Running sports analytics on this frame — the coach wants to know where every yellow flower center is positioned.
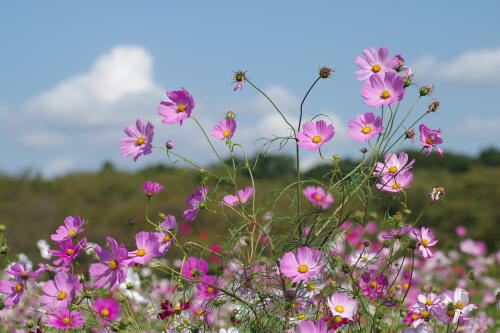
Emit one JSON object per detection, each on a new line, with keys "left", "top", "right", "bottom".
{"left": 455, "top": 301, "right": 464, "bottom": 310}
{"left": 422, "top": 239, "right": 430, "bottom": 247}
{"left": 380, "top": 90, "right": 391, "bottom": 99}
{"left": 68, "top": 230, "right": 77, "bottom": 237}
{"left": 421, "top": 311, "right": 430, "bottom": 318}
{"left": 370, "top": 281, "right": 378, "bottom": 289}
{"left": 361, "top": 126, "right": 372, "bottom": 134}
{"left": 306, "top": 282, "right": 316, "bottom": 290}
{"left": 173, "top": 305, "right": 182, "bottom": 311}
{"left": 391, "top": 183, "right": 401, "bottom": 190}
{"left": 314, "top": 194, "right": 323, "bottom": 201}
{"left": 108, "top": 260, "right": 118, "bottom": 269}
{"left": 100, "top": 308, "right": 110, "bottom": 317}
{"left": 335, "top": 305, "right": 344, "bottom": 313}
{"left": 425, "top": 299, "right": 433, "bottom": 305}
{"left": 57, "top": 291, "right": 67, "bottom": 300}
{"left": 66, "top": 249, "right": 74, "bottom": 256}
{"left": 388, "top": 166, "right": 398, "bottom": 173}
{"left": 403, "top": 283, "right": 409, "bottom": 290}
{"left": 136, "top": 248, "right": 146, "bottom": 256}
{"left": 136, "top": 137, "right": 145, "bottom": 145}
{"left": 372, "top": 64, "right": 381, "bottom": 73}
{"left": 196, "top": 309, "right": 204, "bottom": 315}
{"left": 411, "top": 314, "right": 419, "bottom": 320}
{"left": 447, "top": 310, "right": 455, "bottom": 317}
{"left": 426, "top": 137, "right": 434, "bottom": 144}
{"left": 311, "top": 135, "right": 323, "bottom": 143}
{"left": 296, "top": 313, "right": 306, "bottom": 320}
{"left": 334, "top": 315, "right": 343, "bottom": 323}
{"left": 177, "top": 104, "right": 186, "bottom": 112}
{"left": 163, "top": 234, "right": 171, "bottom": 243}
{"left": 297, "top": 264, "right": 309, "bottom": 273}
{"left": 222, "top": 130, "right": 231, "bottom": 137}
{"left": 15, "top": 283, "right": 23, "bottom": 292}
{"left": 61, "top": 317, "right": 71, "bottom": 324}
{"left": 207, "top": 287, "right": 215, "bottom": 294}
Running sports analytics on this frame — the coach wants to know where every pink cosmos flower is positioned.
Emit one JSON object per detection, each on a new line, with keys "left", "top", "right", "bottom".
{"left": 373, "top": 152, "right": 415, "bottom": 176}
{"left": 211, "top": 118, "right": 237, "bottom": 140}
{"left": 195, "top": 275, "right": 220, "bottom": 299}
{"left": 94, "top": 298, "right": 120, "bottom": 325}
{"left": 48, "top": 238, "right": 87, "bottom": 270}
{"left": 46, "top": 308, "right": 85, "bottom": 329}
{"left": 156, "top": 215, "right": 177, "bottom": 256}
{"left": 412, "top": 227, "right": 438, "bottom": 259}
{"left": 296, "top": 320, "right": 334, "bottom": 333}
{"left": 223, "top": 186, "right": 254, "bottom": 206}
{"left": 143, "top": 181, "right": 164, "bottom": 196}
{"left": 376, "top": 171, "right": 414, "bottom": 193}
{"left": 380, "top": 225, "right": 413, "bottom": 240}
{"left": 183, "top": 185, "right": 209, "bottom": 221}
{"left": 40, "top": 272, "right": 82, "bottom": 309}
{"left": 5, "top": 262, "right": 46, "bottom": 280}
{"left": 119, "top": 119, "right": 154, "bottom": 161}
{"left": 415, "top": 292, "right": 446, "bottom": 316}
{"left": 402, "top": 324, "right": 433, "bottom": 333}
{"left": 279, "top": 247, "right": 325, "bottom": 283}
{"left": 348, "top": 112, "right": 383, "bottom": 142}
{"left": 303, "top": 186, "right": 334, "bottom": 209}
{"left": 327, "top": 292, "right": 359, "bottom": 322}
{"left": 439, "top": 288, "right": 477, "bottom": 325}
{"left": 158, "top": 88, "right": 195, "bottom": 125}
{"left": 361, "top": 72, "right": 405, "bottom": 108}
{"left": 419, "top": 124, "right": 444, "bottom": 157}
{"left": 359, "top": 272, "right": 388, "bottom": 299}
{"left": 455, "top": 225, "right": 467, "bottom": 236}
{"left": 89, "top": 237, "right": 128, "bottom": 290}
{"left": 51, "top": 216, "right": 85, "bottom": 242}
{"left": 125, "top": 232, "right": 161, "bottom": 266}
{"left": 460, "top": 239, "right": 487, "bottom": 256}
{"left": 182, "top": 257, "right": 208, "bottom": 279}
{"left": 0, "top": 277, "right": 25, "bottom": 308}
{"left": 296, "top": 120, "right": 335, "bottom": 151}
{"left": 355, "top": 47, "right": 398, "bottom": 81}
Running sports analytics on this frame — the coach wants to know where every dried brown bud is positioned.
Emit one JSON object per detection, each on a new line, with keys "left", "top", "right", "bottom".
{"left": 319, "top": 67, "right": 334, "bottom": 79}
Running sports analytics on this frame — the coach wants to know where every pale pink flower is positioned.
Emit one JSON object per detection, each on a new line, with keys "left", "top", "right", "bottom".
{"left": 303, "top": 186, "right": 334, "bottom": 209}
{"left": 296, "top": 120, "right": 335, "bottom": 151}
{"left": 223, "top": 187, "right": 254, "bottom": 206}
{"left": 279, "top": 247, "right": 325, "bottom": 283}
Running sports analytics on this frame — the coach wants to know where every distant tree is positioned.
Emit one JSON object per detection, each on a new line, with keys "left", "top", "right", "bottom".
{"left": 478, "top": 147, "right": 500, "bottom": 167}
{"left": 100, "top": 161, "right": 115, "bottom": 172}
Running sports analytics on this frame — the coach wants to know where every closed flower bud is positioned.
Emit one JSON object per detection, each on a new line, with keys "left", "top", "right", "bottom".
{"left": 403, "top": 76, "right": 412, "bottom": 88}
{"left": 360, "top": 147, "right": 368, "bottom": 154}
{"left": 158, "top": 213, "right": 166, "bottom": 219}
{"left": 26, "top": 320, "right": 34, "bottom": 328}
{"left": 166, "top": 140, "right": 174, "bottom": 150}
{"left": 406, "top": 128, "right": 415, "bottom": 140}
{"left": 428, "top": 101, "right": 440, "bottom": 112}
{"left": 0, "top": 300, "right": 4, "bottom": 310}
{"left": 319, "top": 66, "right": 334, "bottom": 79}
{"left": 225, "top": 111, "right": 235, "bottom": 119}
{"left": 234, "top": 71, "right": 246, "bottom": 82}
{"left": 403, "top": 209, "right": 412, "bottom": 215}
{"left": 341, "top": 264, "right": 350, "bottom": 273}
{"left": 363, "top": 241, "right": 370, "bottom": 247}
{"left": 126, "top": 282, "right": 134, "bottom": 290}
{"left": 419, "top": 85, "right": 433, "bottom": 96}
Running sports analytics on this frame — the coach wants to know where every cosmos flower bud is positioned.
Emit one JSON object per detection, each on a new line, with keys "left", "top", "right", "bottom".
{"left": 166, "top": 140, "right": 174, "bottom": 150}
{"left": 403, "top": 209, "right": 412, "bottom": 215}
{"left": 319, "top": 66, "right": 334, "bottom": 78}
{"left": 225, "top": 111, "right": 235, "bottom": 119}
{"left": 363, "top": 241, "right": 370, "bottom": 247}
{"left": 26, "top": 320, "right": 34, "bottom": 329}
{"left": 406, "top": 128, "right": 415, "bottom": 140}
{"left": 428, "top": 101, "right": 440, "bottom": 113}
{"left": 234, "top": 71, "right": 246, "bottom": 82}
{"left": 0, "top": 300, "right": 4, "bottom": 310}
{"left": 158, "top": 213, "right": 166, "bottom": 219}
{"left": 403, "top": 76, "right": 412, "bottom": 88}
{"left": 419, "top": 85, "right": 433, "bottom": 96}
{"left": 360, "top": 148, "right": 368, "bottom": 154}
{"left": 126, "top": 282, "right": 134, "bottom": 290}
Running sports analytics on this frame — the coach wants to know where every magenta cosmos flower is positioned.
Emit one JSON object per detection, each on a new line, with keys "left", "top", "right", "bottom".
{"left": 5, "top": 262, "right": 45, "bottom": 280}
{"left": 279, "top": 247, "right": 325, "bottom": 283}
{"left": 361, "top": 72, "right": 405, "bottom": 108}
{"left": 125, "top": 231, "right": 161, "bottom": 266}
{"left": 211, "top": 118, "right": 237, "bottom": 140}
{"left": 380, "top": 225, "right": 413, "bottom": 240}
{"left": 223, "top": 186, "right": 254, "bottom": 206}
{"left": 376, "top": 171, "right": 414, "bottom": 193}
{"left": 296, "top": 320, "right": 334, "bottom": 333}
{"left": 48, "top": 237, "right": 87, "bottom": 270}
{"left": 348, "top": 112, "right": 383, "bottom": 142}
{"left": 303, "top": 186, "right": 334, "bottom": 209}
{"left": 119, "top": 119, "right": 154, "bottom": 161}
{"left": 143, "top": 181, "right": 164, "bottom": 196}
{"left": 0, "top": 276, "right": 25, "bottom": 308}
{"left": 51, "top": 216, "right": 84, "bottom": 242}
{"left": 94, "top": 298, "right": 120, "bottom": 325}
{"left": 327, "top": 292, "right": 359, "bottom": 323}
{"left": 296, "top": 120, "right": 335, "bottom": 151}
{"left": 40, "top": 272, "right": 82, "bottom": 309}
{"left": 182, "top": 257, "right": 208, "bottom": 279}
{"left": 158, "top": 88, "right": 195, "bottom": 126}
{"left": 183, "top": 185, "right": 209, "bottom": 221}
{"left": 412, "top": 227, "right": 438, "bottom": 259}
{"left": 374, "top": 152, "right": 415, "bottom": 177}
{"left": 156, "top": 215, "right": 177, "bottom": 256}
{"left": 419, "top": 124, "right": 444, "bottom": 157}
{"left": 195, "top": 275, "right": 220, "bottom": 300}
{"left": 46, "top": 309, "right": 85, "bottom": 329}
{"left": 355, "top": 47, "right": 398, "bottom": 81}
{"left": 89, "top": 237, "right": 128, "bottom": 290}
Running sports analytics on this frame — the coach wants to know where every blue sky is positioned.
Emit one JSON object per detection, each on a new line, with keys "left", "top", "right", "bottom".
{"left": 1, "top": 1, "right": 500, "bottom": 177}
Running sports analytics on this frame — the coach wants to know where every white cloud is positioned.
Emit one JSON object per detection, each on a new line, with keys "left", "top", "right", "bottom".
{"left": 453, "top": 116, "right": 500, "bottom": 138}
{"left": 23, "top": 46, "right": 162, "bottom": 125}
{"left": 412, "top": 47, "right": 500, "bottom": 84}
{"left": 17, "top": 130, "right": 68, "bottom": 148}
{"left": 44, "top": 157, "right": 76, "bottom": 178}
